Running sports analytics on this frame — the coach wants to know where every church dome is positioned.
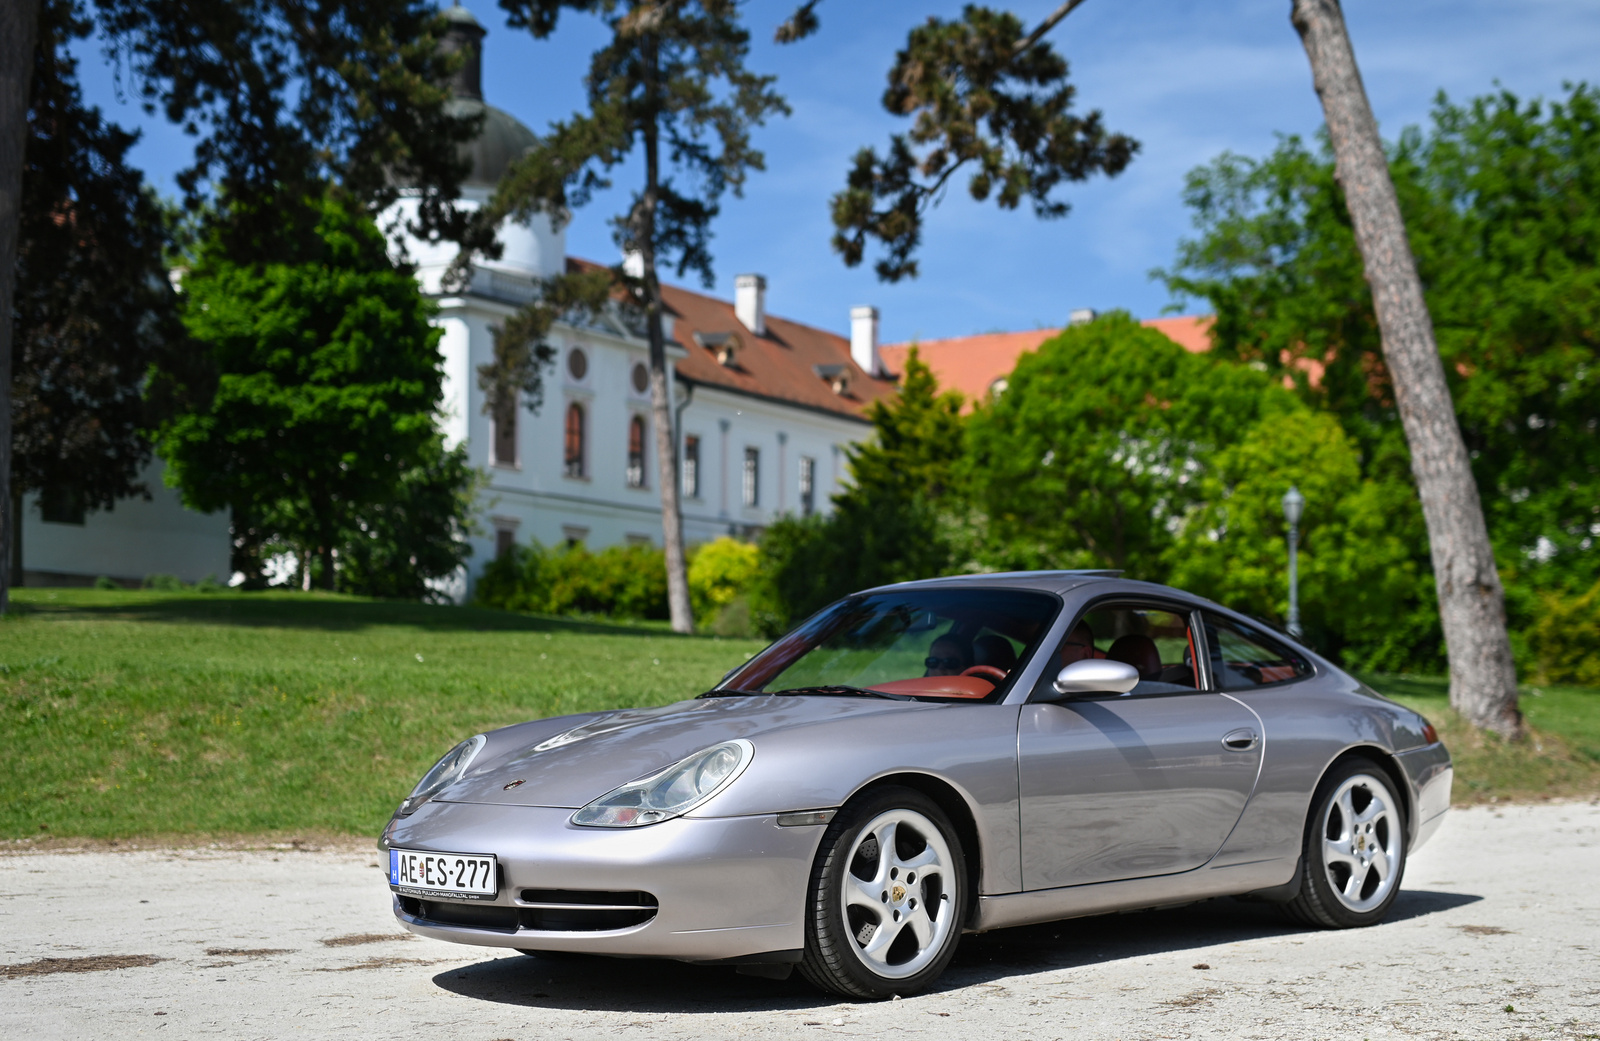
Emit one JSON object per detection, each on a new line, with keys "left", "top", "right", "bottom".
{"left": 436, "top": 5, "right": 538, "bottom": 187}
{"left": 448, "top": 97, "right": 539, "bottom": 188}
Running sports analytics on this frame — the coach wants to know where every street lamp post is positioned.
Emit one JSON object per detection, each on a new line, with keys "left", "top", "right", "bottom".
{"left": 1282, "top": 486, "right": 1305, "bottom": 639}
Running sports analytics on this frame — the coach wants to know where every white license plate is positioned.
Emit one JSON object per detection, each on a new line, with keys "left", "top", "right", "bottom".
{"left": 389, "top": 848, "right": 498, "bottom": 901}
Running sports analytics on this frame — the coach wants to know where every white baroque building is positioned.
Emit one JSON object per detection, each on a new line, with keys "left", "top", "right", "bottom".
{"left": 388, "top": 6, "right": 898, "bottom": 599}
{"left": 16, "top": 6, "right": 897, "bottom": 594}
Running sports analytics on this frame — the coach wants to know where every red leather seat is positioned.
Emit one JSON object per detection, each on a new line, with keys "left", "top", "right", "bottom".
{"left": 1108, "top": 634, "right": 1162, "bottom": 681}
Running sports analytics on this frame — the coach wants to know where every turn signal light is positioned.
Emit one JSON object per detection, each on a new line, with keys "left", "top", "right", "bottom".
{"left": 1421, "top": 720, "right": 1439, "bottom": 744}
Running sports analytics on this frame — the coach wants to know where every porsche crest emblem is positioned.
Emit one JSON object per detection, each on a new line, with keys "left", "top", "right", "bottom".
{"left": 503, "top": 779, "right": 526, "bottom": 790}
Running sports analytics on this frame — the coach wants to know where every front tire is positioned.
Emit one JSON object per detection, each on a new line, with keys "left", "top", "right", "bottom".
{"left": 1285, "top": 758, "right": 1407, "bottom": 928}
{"left": 798, "top": 786, "right": 967, "bottom": 999}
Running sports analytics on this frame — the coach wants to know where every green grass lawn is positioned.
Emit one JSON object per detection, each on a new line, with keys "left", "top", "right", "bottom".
{"left": 0, "top": 589, "right": 763, "bottom": 841}
{"left": 1, "top": 589, "right": 1594, "bottom": 843}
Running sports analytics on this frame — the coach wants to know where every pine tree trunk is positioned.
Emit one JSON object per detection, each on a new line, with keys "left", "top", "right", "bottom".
{"left": 0, "top": 0, "right": 42, "bottom": 614}
{"left": 1291, "top": 0, "right": 1521, "bottom": 737}
{"left": 640, "top": 33, "right": 694, "bottom": 634}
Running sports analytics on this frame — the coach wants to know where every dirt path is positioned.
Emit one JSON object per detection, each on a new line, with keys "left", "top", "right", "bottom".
{"left": 2, "top": 802, "right": 1597, "bottom": 1040}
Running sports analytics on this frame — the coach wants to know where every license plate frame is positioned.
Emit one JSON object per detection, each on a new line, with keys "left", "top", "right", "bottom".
{"left": 389, "top": 847, "right": 499, "bottom": 902}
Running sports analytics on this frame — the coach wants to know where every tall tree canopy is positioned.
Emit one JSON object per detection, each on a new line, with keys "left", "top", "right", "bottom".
{"left": 461, "top": 0, "right": 789, "bottom": 632}
{"left": 9, "top": 0, "right": 180, "bottom": 580}
{"left": 0, "top": 0, "right": 484, "bottom": 610}
{"left": 1160, "top": 82, "right": 1600, "bottom": 641}
{"left": 156, "top": 192, "right": 474, "bottom": 597}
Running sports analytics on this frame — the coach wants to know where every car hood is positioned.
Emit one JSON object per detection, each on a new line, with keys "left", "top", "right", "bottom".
{"left": 436, "top": 694, "right": 921, "bottom": 809}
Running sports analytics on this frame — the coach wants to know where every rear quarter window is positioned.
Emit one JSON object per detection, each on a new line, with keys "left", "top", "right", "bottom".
{"left": 1203, "top": 612, "right": 1313, "bottom": 691}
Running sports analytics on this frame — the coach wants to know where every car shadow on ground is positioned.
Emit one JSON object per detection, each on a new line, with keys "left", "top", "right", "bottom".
{"left": 430, "top": 888, "right": 1482, "bottom": 1013}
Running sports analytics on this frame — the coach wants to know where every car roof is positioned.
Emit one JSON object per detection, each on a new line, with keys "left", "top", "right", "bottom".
{"left": 861, "top": 570, "right": 1232, "bottom": 610}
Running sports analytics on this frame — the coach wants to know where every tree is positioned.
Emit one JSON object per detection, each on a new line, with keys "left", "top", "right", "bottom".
{"left": 8, "top": 0, "right": 181, "bottom": 585}
{"left": 463, "top": 0, "right": 789, "bottom": 634}
{"left": 1162, "top": 408, "right": 1439, "bottom": 670}
{"left": 156, "top": 192, "right": 473, "bottom": 595}
{"left": 1160, "top": 84, "right": 1600, "bottom": 671}
{"left": 0, "top": 0, "right": 42, "bottom": 612}
{"left": 751, "top": 349, "right": 965, "bottom": 635}
{"left": 782, "top": 2, "right": 1137, "bottom": 282}
{"left": 965, "top": 314, "right": 1271, "bottom": 575}
{"left": 0, "top": 0, "right": 481, "bottom": 612}
{"left": 961, "top": 313, "right": 1432, "bottom": 666}
{"left": 1291, "top": 0, "right": 1519, "bottom": 737}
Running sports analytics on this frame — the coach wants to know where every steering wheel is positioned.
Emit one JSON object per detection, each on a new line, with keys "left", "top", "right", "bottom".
{"left": 961, "top": 665, "right": 1008, "bottom": 684}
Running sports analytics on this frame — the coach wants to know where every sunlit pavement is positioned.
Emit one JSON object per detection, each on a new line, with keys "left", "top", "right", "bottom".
{"left": 2, "top": 802, "right": 1596, "bottom": 1040}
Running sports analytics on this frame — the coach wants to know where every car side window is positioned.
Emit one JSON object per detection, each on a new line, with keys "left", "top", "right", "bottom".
{"left": 1203, "top": 612, "right": 1312, "bottom": 691}
{"left": 1034, "top": 603, "right": 1201, "bottom": 698}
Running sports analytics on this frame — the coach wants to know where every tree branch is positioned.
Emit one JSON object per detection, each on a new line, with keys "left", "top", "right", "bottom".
{"left": 1015, "top": 0, "right": 1091, "bottom": 56}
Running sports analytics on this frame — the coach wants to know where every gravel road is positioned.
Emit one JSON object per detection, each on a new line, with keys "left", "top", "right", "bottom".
{"left": 2, "top": 802, "right": 1597, "bottom": 1041}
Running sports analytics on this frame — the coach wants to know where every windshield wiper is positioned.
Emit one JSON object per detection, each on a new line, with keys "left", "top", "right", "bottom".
{"left": 766, "top": 685, "right": 912, "bottom": 701}
{"left": 697, "top": 688, "right": 762, "bottom": 699}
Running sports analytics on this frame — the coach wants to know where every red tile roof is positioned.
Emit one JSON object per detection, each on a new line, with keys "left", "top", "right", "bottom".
{"left": 878, "top": 316, "right": 1215, "bottom": 408}
{"left": 570, "top": 259, "right": 897, "bottom": 422}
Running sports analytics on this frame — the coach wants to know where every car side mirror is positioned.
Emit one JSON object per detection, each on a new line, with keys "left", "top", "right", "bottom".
{"left": 1047, "top": 659, "right": 1140, "bottom": 698}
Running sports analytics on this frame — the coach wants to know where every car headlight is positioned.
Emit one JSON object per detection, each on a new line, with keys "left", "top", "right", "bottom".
{"left": 396, "top": 734, "right": 486, "bottom": 817}
{"left": 571, "top": 739, "right": 753, "bottom": 828}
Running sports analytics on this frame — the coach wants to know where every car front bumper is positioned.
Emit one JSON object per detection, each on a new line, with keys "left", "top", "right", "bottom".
{"left": 384, "top": 800, "right": 822, "bottom": 962}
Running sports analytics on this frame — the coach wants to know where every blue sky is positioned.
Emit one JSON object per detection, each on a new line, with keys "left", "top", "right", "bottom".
{"left": 72, "top": 0, "right": 1600, "bottom": 345}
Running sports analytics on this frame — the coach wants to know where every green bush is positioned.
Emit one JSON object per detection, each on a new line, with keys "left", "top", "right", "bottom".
{"left": 142, "top": 573, "right": 186, "bottom": 591}
{"left": 1528, "top": 581, "right": 1600, "bottom": 686}
{"left": 92, "top": 575, "right": 120, "bottom": 590}
{"left": 474, "top": 541, "right": 669, "bottom": 621}
{"left": 688, "top": 537, "right": 760, "bottom": 625}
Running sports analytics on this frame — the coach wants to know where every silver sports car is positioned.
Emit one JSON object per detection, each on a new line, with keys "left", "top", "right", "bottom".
{"left": 380, "top": 571, "right": 1452, "bottom": 998}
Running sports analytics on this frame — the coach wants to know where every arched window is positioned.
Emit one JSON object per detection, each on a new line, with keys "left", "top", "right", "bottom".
{"left": 564, "top": 402, "right": 586, "bottom": 478}
{"left": 626, "top": 414, "right": 647, "bottom": 488}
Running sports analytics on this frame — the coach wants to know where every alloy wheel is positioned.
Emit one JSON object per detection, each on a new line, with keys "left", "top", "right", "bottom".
{"left": 838, "top": 808, "right": 956, "bottom": 980}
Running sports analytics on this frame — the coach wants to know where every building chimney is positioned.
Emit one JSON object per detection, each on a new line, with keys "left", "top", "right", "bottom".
{"left": 441, "top": 5, "right": 487, "bottom": 101}
{"left": 735, "top": 273, "right": 766, "bottom": 335}
{"left": 851, "top": 305, "right": 880, "bottom": 376}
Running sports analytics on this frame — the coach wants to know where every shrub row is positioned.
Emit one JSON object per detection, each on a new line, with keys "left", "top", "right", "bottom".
{"left": 474, "top": 536, "right": 760, "bottom": 633}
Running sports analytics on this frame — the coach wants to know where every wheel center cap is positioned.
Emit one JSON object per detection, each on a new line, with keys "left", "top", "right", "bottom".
{"left": 891, "top": 884, "right": 907, "bottom": 904}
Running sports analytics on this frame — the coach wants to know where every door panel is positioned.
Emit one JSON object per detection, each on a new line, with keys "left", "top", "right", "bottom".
{"left": 1018, "top": 693, "right": 1262, "bottom": 889}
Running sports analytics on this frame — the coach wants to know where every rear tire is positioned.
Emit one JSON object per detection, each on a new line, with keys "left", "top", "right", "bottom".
{"left": 1285, "top": 758, "right": 1407, "bottom": 928}
{"left": 797, "top": 786, "right": 967, "bottom": 999}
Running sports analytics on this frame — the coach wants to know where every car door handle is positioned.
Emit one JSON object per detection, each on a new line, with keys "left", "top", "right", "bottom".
{"left": 1222, "top": 728, "right": 1258, "bottom": 751}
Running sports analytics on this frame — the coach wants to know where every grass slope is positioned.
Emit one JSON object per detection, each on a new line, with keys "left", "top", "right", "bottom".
{"left": 0, "top": 589, "right": 762, "bottom": 840}
{"left": 1, "top": 590, "right": 1594, "bottom": 841}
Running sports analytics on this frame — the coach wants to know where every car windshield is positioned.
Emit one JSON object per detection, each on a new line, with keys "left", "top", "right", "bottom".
{"left": 718, "top": 588, "right": 1061, "bottom": 702}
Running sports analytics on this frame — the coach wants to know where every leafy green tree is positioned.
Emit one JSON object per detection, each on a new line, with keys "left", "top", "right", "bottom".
{"left": 461, "top": 0, "right": 789, "bottom": 634}
{"left": 750, "top": 350, "right": 965, "bottom": 635}
{"left": 8, "top": 0, "right": 181, "bottom": 581}
{"left": 1163, "top": 408, "right": 1439, "bottom": 670}
{"left": 965, "top": 312, "right": 1438, "bottom": 666}
{"left": 156, "top": 192, "right": 473, "bottom": 595}
{"left": 965, "top": 314, "right": 1269, "bottom": 574}
{"left": 0, "top": 0, "right": 480, "bottom": 611}
{"left": 1161, "top": 83, "right": 1600, "bottom": 656}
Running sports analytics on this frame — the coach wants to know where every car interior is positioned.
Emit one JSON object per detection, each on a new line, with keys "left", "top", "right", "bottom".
{"left": 731, "top": 589, "right": 1059, "bottom": 701}
{"left": 1034, "top": 604, "right": 1202, "bottom": 697}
